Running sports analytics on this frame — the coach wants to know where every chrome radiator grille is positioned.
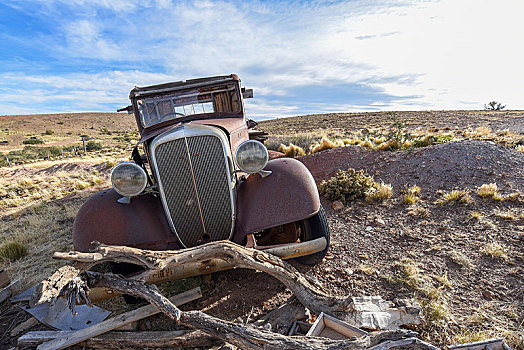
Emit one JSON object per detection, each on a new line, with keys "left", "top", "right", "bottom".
{"left": 152, "top": 129, "right": 234, "bottom": 248}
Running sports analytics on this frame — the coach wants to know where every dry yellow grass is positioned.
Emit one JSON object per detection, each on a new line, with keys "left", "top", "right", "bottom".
{"left": 476, "top": 126, "right": 492, "bottom": 136}
{"left": 278, "top": 143, "right": 306, "bottom": 157}
{"left": 477, "top": 183, "right": 498, "bottom": 198}
{"left": 365, "top": 182, "right": 393, "bottom": 202}
{"left": 437, "top": 190, "right": 474, "bottom": 205}
{"left": 0, "top": 156, "right": 116, "bottom": 290}
{"left": 480, "top": 242, "right": 508, "bottom": 260}
{"left": 310, "top": 137, "right": 344, "bottom": 154}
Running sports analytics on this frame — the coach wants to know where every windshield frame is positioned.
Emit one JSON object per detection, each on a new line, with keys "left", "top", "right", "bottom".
{"left": 135, "top": 83, "right": 242, "bottom": 129}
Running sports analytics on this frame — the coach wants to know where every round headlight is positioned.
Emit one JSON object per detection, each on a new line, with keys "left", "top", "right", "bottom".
{"left": 110, "top": 162, "right": 147, "bottom": 197}
{"left": 235, "top": 140, "right": 269, "bottom": 173}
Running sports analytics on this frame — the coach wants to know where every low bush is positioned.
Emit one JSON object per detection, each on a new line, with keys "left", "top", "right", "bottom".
{"left": 319, "top": 168, "right": 378, "bottom": 203}
{"left": 86, "top": 141, "right": 103, "bottom": 151}
{"left": 0, "top": 241, "right": 28, "bottom": 262}
{"left": 480, "top": 242, "right": 508, "bottom": 259}
{"left": 23, "top": 138, "right": 44, "bottom": 145}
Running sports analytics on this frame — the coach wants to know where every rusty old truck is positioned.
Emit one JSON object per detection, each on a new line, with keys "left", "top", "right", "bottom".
{"left": 72, "top": 74, "right": 329, "bottom": 286}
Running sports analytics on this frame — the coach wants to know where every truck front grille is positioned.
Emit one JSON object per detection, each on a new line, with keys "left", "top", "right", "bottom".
{"left": 152, "top": 128, "right": 234, "bottom": 248}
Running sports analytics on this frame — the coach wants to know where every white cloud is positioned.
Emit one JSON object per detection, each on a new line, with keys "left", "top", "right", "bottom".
{"left": 1, "top": 0, "right": 524, "bottom": 116}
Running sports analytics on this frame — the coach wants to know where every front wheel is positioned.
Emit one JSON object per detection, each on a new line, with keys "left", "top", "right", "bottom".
{"left": 294, "top": 205, "right": 330, "bottom": 266}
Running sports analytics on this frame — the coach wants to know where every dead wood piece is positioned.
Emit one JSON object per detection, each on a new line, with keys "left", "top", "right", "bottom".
{"left": 48, "top": 271, "right": 434, "bottom": 350}
{"left": 61, "top": 271, "right": 181, "bottom": 320}
{"left": 0, "top": 269, "right": 10, "bottom": 288}
{"left": 30, "top": 264, "right": 89, "bottom": 307}
{"left": 19, "top": 330, "right": 220, "bottom": 349}
{"left": 35, "top": 285, "right": 201, "bottom": 350}
{"left": 252, "top": 297, "right": 308, "bottom": 334}
{"left": 10, "top": 317, "right": 38, "bottom": 337}
{"left": 53, "top": 241, "right": 353, "bottom": 316}
{"left": 0, "top": 278, "right": 21, "bottom": 305}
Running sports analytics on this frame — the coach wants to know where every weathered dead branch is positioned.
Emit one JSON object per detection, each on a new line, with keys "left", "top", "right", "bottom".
{"left": 19, "top": 330, "right": 220, "bottom": 349}
{"left": 33, "top": 270, "right": 435, "bottom": 350}
{"left": 31, "top": 241, "right": 431, "bottom": 349}
{"left": 53, "top": 240, "right": 352, "bottom": 316}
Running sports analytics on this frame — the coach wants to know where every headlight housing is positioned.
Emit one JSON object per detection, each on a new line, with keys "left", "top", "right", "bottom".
{"left": 110, "top": 162, "right": 147, "bottom": 197}
{"left": 235, "top": 140, "right": 268, "bottom": 173}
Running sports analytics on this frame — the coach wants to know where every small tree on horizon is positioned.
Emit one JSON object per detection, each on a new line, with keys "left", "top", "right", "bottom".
{"left": 484, "top": 101, "right": 505, "bottom": 111}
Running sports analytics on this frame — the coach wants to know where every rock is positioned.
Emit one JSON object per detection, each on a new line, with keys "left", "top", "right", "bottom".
{"left": 375, "top": 218, "right": 386, "bottom": 226}
{"left": 332, "top": 200, "right": 344, "bottom": 210}
{"left": 482, "top": 290, "right": 495, "bottom": 300}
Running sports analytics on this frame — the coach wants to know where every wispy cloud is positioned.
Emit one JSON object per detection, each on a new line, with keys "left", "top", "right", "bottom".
{"left": 0, "top": 0, "right": 523, "bottom": 117}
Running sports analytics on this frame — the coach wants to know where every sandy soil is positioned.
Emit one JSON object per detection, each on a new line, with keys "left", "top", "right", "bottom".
{"left": 1, "top": 112, "right": 523, "bottom": 349}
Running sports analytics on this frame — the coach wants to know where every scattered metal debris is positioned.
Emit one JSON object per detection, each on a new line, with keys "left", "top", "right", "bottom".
{"left": 22, "top": 297, "right": 111, "bottom": 331}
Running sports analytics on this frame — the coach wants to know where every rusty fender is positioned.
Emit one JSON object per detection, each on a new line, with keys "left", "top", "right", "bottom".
{"left": 232, "top": 157, "right": 320, "bottom": 242}
{"left": 87, "top": 237, "right": 327, "bottom": 301}
{"left": 73, "top": 189, "right": 182, "bottom": 252}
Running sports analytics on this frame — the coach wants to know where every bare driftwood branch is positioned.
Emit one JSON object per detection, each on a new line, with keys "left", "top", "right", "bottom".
{"left": 48, "top": 271, "right": 431, "bottom": 350}
{"left": 51, "top": 241, "right": 422, "bottom": 329}
{"left": 19, "top": 330, "right": 221, "bottom": 349}
{"left": 33, "top": 242, "right": 433, "bottom": 350}
{"left": 53, "top": 240, "right": 352, "bottom": 316}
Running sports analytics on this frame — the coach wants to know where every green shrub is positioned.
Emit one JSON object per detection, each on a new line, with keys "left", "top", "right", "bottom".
{"left": 45, "top": 129, "right": 54, "bottom": 135}
{"left": 23, "top": 138, "right": 44, "bottom": 145}
{"left": 0, "top": 241, "right": 28, "bottom": 262}
{"left": 1, "top": 146, "right": 62, "bottom": 166}
{"left": 319, "top": 168, "right": 377, "bottom": 203}
{"left": 86, "top": 141, "right": 103, "bottom": 151}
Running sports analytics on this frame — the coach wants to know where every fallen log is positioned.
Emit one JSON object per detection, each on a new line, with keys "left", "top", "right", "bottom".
{"left": 19, "top": 330, "right": 220, "bottom": 349}
{"left": 51, "top": 241, "right": 422, "bottom": 328}
{"left": 34, "top": 269, "right": 433, "bottom": 349}
{"left": 53, "top": 241, "right": 350, "bottom": 316}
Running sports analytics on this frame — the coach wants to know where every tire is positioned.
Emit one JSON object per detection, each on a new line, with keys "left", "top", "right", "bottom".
{"left": 294, "top": 205, "right": 330, "bottom": 266}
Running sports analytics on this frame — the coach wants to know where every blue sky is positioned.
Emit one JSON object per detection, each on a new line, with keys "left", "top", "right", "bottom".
{"left": 0, "top": 0, "right": 522, "bottom": 119}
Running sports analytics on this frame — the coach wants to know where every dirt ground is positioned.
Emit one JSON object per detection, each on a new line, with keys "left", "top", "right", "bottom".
{"left": 1, "top": 111, "right": 523, "bottom": 349}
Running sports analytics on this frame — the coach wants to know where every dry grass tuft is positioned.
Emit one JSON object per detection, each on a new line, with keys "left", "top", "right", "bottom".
{"left": 493, "top": 209, "right": 520, "bottom": 220}
{"left": 0, "top": 241, "right": 28, "bottom": 262}
{"left": 470, "top": 211, "right": 483, "bottom": 220}
{"left": 452, "top": 329, "right": 496, "bottom": 345}
{"left": 277, "top": 143, "right": 306, "bottom": 157}
{"left": 408, "top": 206, "right": 430, "bottom": 217}
{"left": 480, "top": 242, "right": 508, "bottom": 260}
{"left": 449, "top": 250, "right": 474, "bottom": 268}
{"left": 516, "top": 145, "right": 524, "bottom": 153}
{"left": 476, "top": 126, "right": 492, "bottom": 136}
{"left": 358, "top": 139, "right": 375, "bottom": 149}
{"left": 477, "top": 183, "right": 498, "bottom": 198}
{"left": 437, "top": 190, "right": 474, "bottom": 205}
{"left": 365, "top": 182, "right": 393, "bottom": 202}
{"left": 310, "top": 137, "right": 344, "bottom": 154}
